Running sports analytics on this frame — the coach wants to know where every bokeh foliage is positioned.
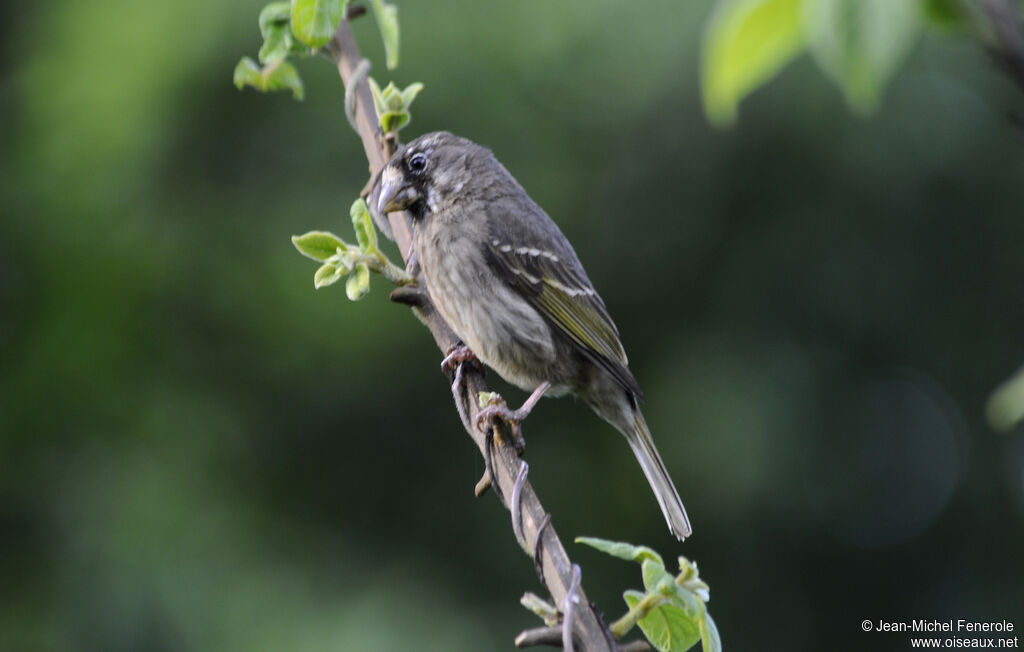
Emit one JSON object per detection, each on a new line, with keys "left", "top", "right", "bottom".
{"left": 2, "top": 1, "right": 1023, "bottom": 651}
{"left": 702, "top": 0, "right": 982, "bottom": 124}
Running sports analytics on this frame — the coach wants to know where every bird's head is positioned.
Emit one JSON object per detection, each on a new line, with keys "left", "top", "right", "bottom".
{"left": 377, "top": 131, "right": 483, "bottom": 221}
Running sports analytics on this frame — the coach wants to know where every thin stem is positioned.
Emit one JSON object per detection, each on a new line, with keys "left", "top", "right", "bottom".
{"left": 610, "top": 593, "right": 666, "bottom": 639}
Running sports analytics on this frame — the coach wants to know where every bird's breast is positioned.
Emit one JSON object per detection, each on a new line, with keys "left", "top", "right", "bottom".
{"left": 415, "top": 222, "right": 561, "bottom": 393}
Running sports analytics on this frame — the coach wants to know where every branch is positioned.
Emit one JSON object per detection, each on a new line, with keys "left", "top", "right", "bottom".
{"left": 979, "top": 0, "right": 1024, "bottom": 92}
{"left": 329, "top": 12, "right": 619, "bottom": 652}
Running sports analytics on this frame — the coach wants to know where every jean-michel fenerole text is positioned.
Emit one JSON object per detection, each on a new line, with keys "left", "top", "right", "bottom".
{"left": 874, "top": 620, "right": 1015, "bottom": 634}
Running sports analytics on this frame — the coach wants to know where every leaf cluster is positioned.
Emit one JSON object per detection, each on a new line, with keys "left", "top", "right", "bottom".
{"left": 574, "top": 538, "right": 721, "bottom": 652}
{"left": 292, "top": 199, "right": 413, "bottom": 301}
{"left": 233, "top": 0, "right": 404, "bottom": 103}
{"left": 701, "top": 0, "right": 979, "bottom": 126}
{"left": 368, "top": 79, "right": 424, "bottom": 134}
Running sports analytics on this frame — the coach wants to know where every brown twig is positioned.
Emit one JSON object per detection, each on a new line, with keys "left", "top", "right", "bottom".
{"left": 515, "top": 627, "right": 651, "bottom": 652}
{"left": 979, "top": 0, "right": 1024, "bottom": 91}
{"left": 329, "top": 14, "right": 618, "bottom": 652}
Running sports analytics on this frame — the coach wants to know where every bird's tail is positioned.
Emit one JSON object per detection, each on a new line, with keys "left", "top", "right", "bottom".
{"left": 627, "top": 411, "right": 692, "bottom": 541}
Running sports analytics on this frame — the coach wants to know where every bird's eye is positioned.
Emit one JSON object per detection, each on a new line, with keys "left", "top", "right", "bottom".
{"left": 408, "top": 152, "right": 427, "bottom": 174}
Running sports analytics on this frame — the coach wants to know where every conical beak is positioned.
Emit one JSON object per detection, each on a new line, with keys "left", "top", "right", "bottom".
{"left": 377, "top": 167, "right": 419, "bottom": 214}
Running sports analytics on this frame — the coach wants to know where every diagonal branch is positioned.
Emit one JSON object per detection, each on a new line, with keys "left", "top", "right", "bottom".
{"left": 979, "top": 0, "right": 1024, "bottom": 92}
{"left": 329, "top": 13, "right": 619, "bottom": 652}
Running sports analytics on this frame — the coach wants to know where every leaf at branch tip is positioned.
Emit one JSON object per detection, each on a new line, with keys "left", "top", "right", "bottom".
{"left": 260, "top": 1, "right": 292, "bottom": 29}
{"left": 234, "top": 57, "right": 304, "bottom": 99}
{"left": 259, "top": 2, "right": 294, "bottom": 63}
{"left": 676, "top": 557, "right": 710, "bottom": 603}
{"left": 401, "top": 82, "right": 424, "bottom": 107}
{"left": 290, "top": 0, "right": 344, "bottom": 49}
{"left": 368, "top": 77, "right": 385, "bottom": 112}
{"left": 642, "top": 559, "right": 676, "bottom": 595}
{"left": 234, "top": 57, "right": 261, "bottom": 90}
{"left": 271, "top": 61, "right": 304, "bottom": 99}
{"left": 624, "top": 591, "right": 701, "bottom": 652}
{"left": 700, "top": 613, "right": 723, "bottom": 652}
{"left": 986, "top": 364, "right": 1024, "bottom": 432}
{"left": 623, "top": 589, "right": 647, "bottom": 606}
{"left": 702, "top": 0, "right": 807, "bottom": 127}
{"left": 314, "top": 262, "right": 345, "bottom": 289}
{"left": 575, "top": 536, "right": 665, "bottom": 567}
{"left": 292, "top": 231, "right": 348, "bottom": 262}
{"left": 804, "top": 0, "right": 922, "bottom": 114}
{"left": 367, "top": 80, "right": 423, "bottom": 133}
{"left": 350, "top": 198, "right": 378, "bottom": 252}
{"left": 346, "top": 262, "right": 370, "bottom": 301}
{"left": 379, "top": 111, "right": 410, "bottom": 133}
{"left": 370, "top": 0, "right": 401, "bottom": 69}
{"left": 259, "top": 27, "right": 292, "bottom": 64}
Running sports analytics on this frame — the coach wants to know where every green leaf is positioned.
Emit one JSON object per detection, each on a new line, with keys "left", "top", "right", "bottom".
{"left": 266, "top": 61, "right": 304, "bottom": 99}
{"left": 400, "top": 82, "right": 424, "bottom": 107}
{"left": 382, "top": 82, "right": 403, "bottom": 111}
{"left": 986, "top": 365, "right": 1024, "bottom": 432}
{"left": 234, "top": 57, "right": 262, "bottom": 90}
{"left": 623, "top": 589, "right": 647, "bottom": 605}
{"left": 350, "top": 198, "right": 378, "bottom": 252}
{"left": 234, "top": 57, "right": 305, "bottom": 100}
{"left": 702, "top": 0, "right": 807, "bottom": 127}
{"left": 370, "top": 0, "right": 400, "bottom": 69}
{"left": 368, "top": 77, "right": 385, "bottom": 113}
{"left": 624, "top": 591, "right": 701, "bottom": 652}
{"left": 646, "top": 559, "right": 705, "bottom": 622}
{"left": 259, "top": 26, "right": 292, "bottom": 64}
{"left": 260, "top": 1, "right": 292, "bottom": 30}
{"left": 920, "top": 0, "right": 971, "bottom": 32}
{"left": 575, "top": 537, "right": 664, "bottom": 566}
{"left": 258, "top": 3, "right": 296, "bottom": 64}
{"left": 700, "top": 613, "right": 723, "bottom": 652}
{"left": 642, "top": 558, "right": 675, "bottom": 594}
{"left": 804, "top": 0, "right": 922, "bottom": 113}
{"left": 676, "top": 557, "right": 711, "bottom": 603}
{"left": 346, "top": 262, "right": 370, "bottom": 301}
{"left": 290, "top": 0, "right": 344, "bottom": 49}
{"left": 368, "top": 81, "right": 422, "bottom": 133}
{"left": 292, "top": 231, "right": 347, "bottom": 262}
{"left": 314, "top": 262, "right": 345, "bottom": 289}
{"left": 379, "top": 111, "right": 410, "bottom": 133}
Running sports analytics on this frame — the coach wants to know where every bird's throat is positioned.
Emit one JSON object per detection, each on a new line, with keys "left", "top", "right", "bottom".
{"left": 407, "top": 199, "right": 427, "bottom": 222}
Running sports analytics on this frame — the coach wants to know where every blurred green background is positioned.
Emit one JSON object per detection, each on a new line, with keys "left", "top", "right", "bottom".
{"left": 3, "top": 1, "right": 1023, "bottom": 650}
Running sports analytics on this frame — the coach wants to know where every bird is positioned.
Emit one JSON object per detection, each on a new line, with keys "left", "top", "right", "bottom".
{"left": 377, "top": 131, "right": 692, "bottom": 540}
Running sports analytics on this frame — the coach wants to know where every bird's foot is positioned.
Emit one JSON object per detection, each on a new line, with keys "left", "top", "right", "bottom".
{"left": 474, "top": 381, "right": 551, "bottom": 456}
{"left": 476, "top": 394, "right": 528, "bottom": 456}
{"left": 441, "top": 342, "right": 479, "bottom": 374}
{"left": 442, "top": 342, "right": 483, "bottom": 400}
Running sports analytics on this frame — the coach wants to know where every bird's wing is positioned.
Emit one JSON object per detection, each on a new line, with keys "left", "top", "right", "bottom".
{"left": 484, "top": 228, "right": 644, "bottom": 400}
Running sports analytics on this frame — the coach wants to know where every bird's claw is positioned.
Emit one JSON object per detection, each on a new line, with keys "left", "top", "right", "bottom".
{"left": 441, "top": 343, "right": 480, "bottom": 374}
{"left": 443, "top": 343, "right": 484, "bottom": 409}
{"left": 476, "top": 398, "right": 528, "bottom": 456}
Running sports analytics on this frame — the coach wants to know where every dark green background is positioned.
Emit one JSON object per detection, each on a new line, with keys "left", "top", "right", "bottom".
{"left": 3, "top": 1, "right": 1023, "bottom": 650}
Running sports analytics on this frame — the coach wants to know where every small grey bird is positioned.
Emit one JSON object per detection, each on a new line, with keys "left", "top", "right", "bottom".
{"left": 378, "top": 131, "right": 692, "bottom": 540}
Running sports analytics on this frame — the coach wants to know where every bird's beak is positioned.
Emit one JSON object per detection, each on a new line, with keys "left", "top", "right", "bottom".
{"left": 377, "top": 166, "right": 419, "bottom": 214}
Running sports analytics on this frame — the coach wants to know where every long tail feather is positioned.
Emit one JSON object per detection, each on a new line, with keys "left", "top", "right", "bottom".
{"left": 627, "top": 411, "right": 692, "bottom": 540}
